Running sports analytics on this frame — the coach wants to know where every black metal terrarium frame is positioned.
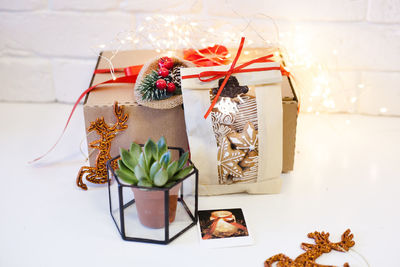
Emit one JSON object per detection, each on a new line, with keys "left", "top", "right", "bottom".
{"left": 106, "top": 146, "right": 198, "bottom": 245}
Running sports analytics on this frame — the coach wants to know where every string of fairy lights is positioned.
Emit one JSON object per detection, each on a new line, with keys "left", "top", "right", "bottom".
{"left": 91, "top": 14, "right": 388, "bottom": 117}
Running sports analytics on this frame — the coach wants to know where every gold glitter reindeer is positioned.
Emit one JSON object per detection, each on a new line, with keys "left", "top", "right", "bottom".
{"left": 264, "top": 229, "right": 355, "bottom": 267}
{"left": 76, "top": 102, "right": 128, "bottom": 190}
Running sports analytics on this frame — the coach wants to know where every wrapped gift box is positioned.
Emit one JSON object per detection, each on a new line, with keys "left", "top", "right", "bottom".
{"left": 83, "top": 49, "right": 298, "bottom": 172}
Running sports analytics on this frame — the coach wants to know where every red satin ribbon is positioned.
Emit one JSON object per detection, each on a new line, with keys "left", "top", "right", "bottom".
{"left": 94, "top": 65, "right": 143, "bottom": 77}
{"left": 183, "top": 44, "right": 230, "bottom": 66}
{"left": 181, "top": 54, "right": 279, "bottom": 82}
{"left": 205, "top": 37, "right": 244, "bottom": 119}
{"left": 181, "top": 37, "right": 285, "bottom": 119}
{"left": 31, "top": 42, "right": 291, "bottom": 162}
{"left": 32, "top": 43, "right": 229, "bottom": 163}
{"left": 29, "top": 65, "right": 143, "bottom": 163}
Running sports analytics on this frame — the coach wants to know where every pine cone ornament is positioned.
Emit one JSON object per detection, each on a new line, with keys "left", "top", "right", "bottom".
{"left": 134, "top": 56, "right": 193, "bottom": 109}
{"left": 170, "top": 66, "right": 181, "bottom": 88}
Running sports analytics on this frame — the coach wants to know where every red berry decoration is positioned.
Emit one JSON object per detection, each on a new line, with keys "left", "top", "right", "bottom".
{"left": 158, "top": 57, "right": 174, "bottom": 70}
{"left": 156, "top": 79, "right": 167, "bottom": 90}
{"left": 166, "top": 82, "right": 176, "bottom": 93}
{"left": 158, "top": 67, "right": 169, "bottom": 78}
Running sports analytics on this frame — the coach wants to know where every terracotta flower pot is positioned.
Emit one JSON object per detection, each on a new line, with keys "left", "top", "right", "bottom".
{"left": 132, "top": 182, "right": 181, "bottom": 229}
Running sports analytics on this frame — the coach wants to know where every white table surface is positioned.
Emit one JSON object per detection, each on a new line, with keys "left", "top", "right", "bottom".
{"left": 1, "top": 102, "right": 399, "bottom": 267}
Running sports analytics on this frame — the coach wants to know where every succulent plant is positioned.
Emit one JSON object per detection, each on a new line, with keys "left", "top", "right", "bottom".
{"left": 115, "top": 137, "right": 193, "bottom": 188}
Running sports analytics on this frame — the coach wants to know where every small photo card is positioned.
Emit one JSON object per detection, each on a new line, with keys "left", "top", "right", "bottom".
{"left": 197, "top": 208, "right": 253, "bottom": 248}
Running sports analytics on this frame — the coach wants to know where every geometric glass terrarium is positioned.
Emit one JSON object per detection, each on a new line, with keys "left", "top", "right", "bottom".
{"left": 106, "top": 146, "right": 198, "bottom": 245}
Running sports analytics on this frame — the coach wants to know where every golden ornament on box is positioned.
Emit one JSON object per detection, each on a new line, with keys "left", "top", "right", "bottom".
{"left": 76, "top": 102, "right": 128, "bottom": 190}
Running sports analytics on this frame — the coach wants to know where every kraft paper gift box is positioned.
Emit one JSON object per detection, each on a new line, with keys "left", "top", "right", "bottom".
{"left": 83, "top": 50, "right": 298, "bottom": 173}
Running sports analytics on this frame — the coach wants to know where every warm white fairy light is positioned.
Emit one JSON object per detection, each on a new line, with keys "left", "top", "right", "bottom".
{"left": 92, "top": 14, "right": 362, "bottom": 115}
{"left": 380, "top": 107, "right": 388, "bottom": 113}
{"left": 277, "top": 25, "right": 350, "bottom": 115}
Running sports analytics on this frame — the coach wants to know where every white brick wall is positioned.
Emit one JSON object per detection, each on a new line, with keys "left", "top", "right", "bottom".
{"left": 359, "top": 71, "right": 400, "bottom": 115}
{"left": 0, "top": 56, "right": 55, "bottom": 102}
{"left": 367, "top": 0, "right": 400, "bottom": 23}
{"left": 205, "top": 0, "right": 367, "bottom": 21}
{"left": 120, "top": 0, "right": 203, "bottom": 13}
{"left": 51, "top": 58, "right": 95, "bottom": 103}
{"left": 0, "top": 12, "right": 134, "bottom": 57}
{"left": 0, "top": 0, "right": 45, "bottom": 11}
{"left": 49, "top": 0, "right": 119, "bottom": 11}
{"left": 0, "top": 0, "right": 399, "bottom": 116}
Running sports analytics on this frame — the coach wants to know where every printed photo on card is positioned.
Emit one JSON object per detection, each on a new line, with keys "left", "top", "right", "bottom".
{"left": 197, "top": 208, "right": 253, "bottom": 248}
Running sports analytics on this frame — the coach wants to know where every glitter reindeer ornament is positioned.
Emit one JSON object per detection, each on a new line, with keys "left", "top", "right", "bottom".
{"left": 264, "top": 229, "right": 355, "bottom": 267}
{"left": 77, "top": 102, "right": 128, "bottom": 190}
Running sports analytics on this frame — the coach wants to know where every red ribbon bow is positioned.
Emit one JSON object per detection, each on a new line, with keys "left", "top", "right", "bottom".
{"left": 183, "top": 45, "right": 230, "bottom": 66}
{"left": 182, "top": 37, "right": 285, "bottom": 119}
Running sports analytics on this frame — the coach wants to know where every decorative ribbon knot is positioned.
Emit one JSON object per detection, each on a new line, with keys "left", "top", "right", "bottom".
{"left": 196, "top": 54, "right": 277, "bottom": 82}
{"left": 183, "top": 44, "right": 230, "bottom": 66}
